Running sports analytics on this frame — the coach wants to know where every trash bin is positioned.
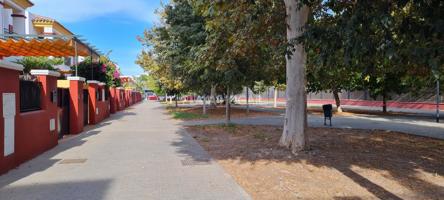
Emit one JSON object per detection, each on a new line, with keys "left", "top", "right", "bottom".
{"left": 322, "top": 104, "right": 333, "bottom": 126}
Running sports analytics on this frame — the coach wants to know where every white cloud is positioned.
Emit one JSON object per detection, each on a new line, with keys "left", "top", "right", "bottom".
{"left": 29, "top": 0, "right": 164, "bottom": 23}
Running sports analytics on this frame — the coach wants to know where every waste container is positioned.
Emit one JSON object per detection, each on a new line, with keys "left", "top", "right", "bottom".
{"left": 322, "top": 104, "right": 333, "bottom": 126}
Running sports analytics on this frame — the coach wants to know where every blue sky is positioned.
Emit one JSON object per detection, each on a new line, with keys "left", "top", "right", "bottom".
{"left": 30, "top": 0, "right": 165, "bottom": 76}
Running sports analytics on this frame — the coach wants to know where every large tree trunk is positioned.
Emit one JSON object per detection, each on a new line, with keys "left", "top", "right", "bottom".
{"left": 274, "top": 88, "right": 278, "bottom": 108}
{"left": 246, "top": 87, "right": 250, "bottom": 115}
{"left": 280, "top": 0, "right": 309, "bottom": 153}
{"left": 225, "top": 87, "right": 231, "bottom": 125}
{"left": 210, "top": 85, "right": 217, "bottom": 108}
{"left": 333, "top": 90, "right": 342, "bottom": 113}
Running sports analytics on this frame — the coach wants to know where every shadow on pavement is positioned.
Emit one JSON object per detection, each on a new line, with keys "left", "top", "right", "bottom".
{"left": 0, "top": 179, "right": 112, "bottom": 200}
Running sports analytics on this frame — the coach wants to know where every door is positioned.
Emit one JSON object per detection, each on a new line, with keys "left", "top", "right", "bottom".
{"left": 83, "top": 89, "right": 89, "bottom": 125}
{"left": 57, "top": 88, "right": 70, "bottom": 139}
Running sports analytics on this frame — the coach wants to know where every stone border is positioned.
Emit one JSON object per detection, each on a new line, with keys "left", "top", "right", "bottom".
{"left": 67, "top": 76, "right": 86, "bottom": 82}
{"left": 30, "top": 69, "right": 60, "bottom": 77}
{"left": 87, "top": 80, "right": 100, "bottom": 84}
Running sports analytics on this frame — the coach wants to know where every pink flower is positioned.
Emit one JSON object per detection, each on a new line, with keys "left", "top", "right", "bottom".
{"left": 113, "top": 70, "right": 120, "bottom": 78}
{"left": 101, "top": 64, "right": 107, "bottom": 72}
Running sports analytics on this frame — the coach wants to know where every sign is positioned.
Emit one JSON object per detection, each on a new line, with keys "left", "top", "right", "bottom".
{"left": 50, "top": 118, "right": 56, "bottom": 131}
{"left": 3, "top": 93, "right": 16, "bottom": 156}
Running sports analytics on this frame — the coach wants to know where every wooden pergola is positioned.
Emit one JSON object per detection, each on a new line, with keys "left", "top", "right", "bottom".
{"left": 0, "top": 34, "right": 102, "bottom": 76}
{"left": 0, "top": 38, "right": 90, "bottom": 57}
{"left": 0, "top": 34, "right": 101, "bottom": 58}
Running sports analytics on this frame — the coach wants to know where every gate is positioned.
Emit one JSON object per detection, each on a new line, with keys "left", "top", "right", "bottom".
{"left": 83, "top": 89, "right": 89, "bottom": 125}
{"left": 57, "top": 88, "right": 70, "bottom": 139}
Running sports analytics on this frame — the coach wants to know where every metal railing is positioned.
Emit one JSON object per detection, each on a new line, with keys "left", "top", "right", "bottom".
{"left": 20, "top": 80, "right": 42, "bottom": 113}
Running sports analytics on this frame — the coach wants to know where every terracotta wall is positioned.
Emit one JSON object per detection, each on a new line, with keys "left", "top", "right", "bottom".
{"left": 0, "top": 69, "right": 59, "bottom": 174}
{"left": 87, "top": 83, "right": 110, "bottom": 125}
{"left": 0, "top": 67, "right": 20, "bottom": 174}
{"left": 68, "top": 78, "right": 85, "bottom": 134}
{"left": 109, "top": 87, "right": 117, "bottom": 114}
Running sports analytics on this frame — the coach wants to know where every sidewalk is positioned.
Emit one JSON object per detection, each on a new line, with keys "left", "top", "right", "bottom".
{"left": 0, "top": 102, "right": 250, "bottom": 200}
{"left": 183, "top": 106, "right": 444, "bottom": 140}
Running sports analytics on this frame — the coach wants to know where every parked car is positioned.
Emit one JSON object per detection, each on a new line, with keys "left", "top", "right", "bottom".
{"left": 182, "top": 95, "right": 195, "bottom": 101}
{"left": 148, "top": 95, "right": 158, "bottom": 101}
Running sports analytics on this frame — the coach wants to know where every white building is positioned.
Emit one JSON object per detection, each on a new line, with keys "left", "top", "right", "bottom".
{"left": 0, "top": 0, "right": 100, "bottom": 72}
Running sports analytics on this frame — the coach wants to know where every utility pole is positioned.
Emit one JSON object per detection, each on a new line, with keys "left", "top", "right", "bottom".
{"left": 74, "top": 40, "right": 78, "bottom": 76}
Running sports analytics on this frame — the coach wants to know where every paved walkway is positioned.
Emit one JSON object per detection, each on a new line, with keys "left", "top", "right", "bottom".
{"left": 183, "top": 107, "right": 444, "bottom": 140}
{"left": 0, "top": 102, "right": 250, "bottom": 200}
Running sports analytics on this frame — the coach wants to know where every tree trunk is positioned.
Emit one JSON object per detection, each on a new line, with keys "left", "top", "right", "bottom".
{"left": 210, "top": 85, "right": 217, "bottom": 108}
{"left": 280, "top": 1, "right": 309, "bottom": 153}
{"left": 274, "top": 88, "right": 278, "bottom": 108}
{"left": 382, "top": 93, "right": 387, "bottom": 113}
{"left": 225, "top": 87, "right": 231, "bottom": 125}
{"left": 246, "top": 87, "right": 250, "bottom": 115}
{"left": 175, "top": 94, "right": 178, "bottom": 108}
{"left": 333, "top": 90, "right": 342, "bottom": 113}
{"left": 202, "top": 95, "right": 207, "bottom": 115}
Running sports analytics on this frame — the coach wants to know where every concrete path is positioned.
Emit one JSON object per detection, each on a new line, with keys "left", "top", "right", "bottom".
{"left": 183, "top": 112, "right": 444, "bottom": 140}
{"left": 0, "top": 102, "right": 250, "bottom": 200}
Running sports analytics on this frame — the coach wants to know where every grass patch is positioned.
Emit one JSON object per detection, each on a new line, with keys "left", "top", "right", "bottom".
{"left": 171, "top": 111, "right": 208, "bottom": 120}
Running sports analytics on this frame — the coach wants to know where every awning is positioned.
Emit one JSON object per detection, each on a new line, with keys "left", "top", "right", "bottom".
{"left": 0, "top": 38, "right": 91, "bottom": 57}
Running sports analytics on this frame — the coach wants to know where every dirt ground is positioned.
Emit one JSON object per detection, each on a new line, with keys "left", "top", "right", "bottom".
{"left": 167, "top": 106, "right": 279, "bottom": 120}
{"left": 186, "top": 125, "right": 444, "bottom": 200}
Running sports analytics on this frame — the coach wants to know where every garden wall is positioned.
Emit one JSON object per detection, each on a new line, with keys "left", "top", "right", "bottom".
{"left": 0, "top": 65, "right": 60, "bottom": 174}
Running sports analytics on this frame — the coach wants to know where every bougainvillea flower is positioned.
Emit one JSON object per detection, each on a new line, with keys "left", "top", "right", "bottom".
{"left": 113, "top": 70, "right": 120, "bottom": 78}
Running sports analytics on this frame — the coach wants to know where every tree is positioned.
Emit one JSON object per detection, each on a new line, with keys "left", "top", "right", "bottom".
{"left": 279, "top": 0, "right": 310, "bottom": 153}
{"left": 191, "top": 0, "right": 287, "bottom": 123}
{"left": 302, "top": 7, "right": 360, "bottom": 113}
{"left": 16, "top": 56, "right": 63, "bottom": 74}
{"left": 75, "top": 55, "right": 121, "bottom": 87}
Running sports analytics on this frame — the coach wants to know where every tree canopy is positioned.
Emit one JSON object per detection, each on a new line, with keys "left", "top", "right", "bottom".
{"left": 138, "top": 0, "right": 443, "bottom": 151}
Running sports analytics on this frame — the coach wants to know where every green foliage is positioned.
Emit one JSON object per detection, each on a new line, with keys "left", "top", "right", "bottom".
{"left": 302, "top": 0, "right": 443, "bottom": 100}
{"left": 252, "top": 81, "right": 268, "bottom": 95}
{"left": 141, "top": 0, "right": 443, "bottom": 104}
{"left": 191, "top": 0, "right": 286, "bottom": 91}
{"left": 15, "top": 57, "right": 63, "bottom": 74}
{"left": 170, "top": 110, "right": 208, "bottom": 119}
{"left": 75, "top": 55, "right": 122, "bottom": 87}
{"left": 138, "top": 0, "right": 287, "bottom": 97}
